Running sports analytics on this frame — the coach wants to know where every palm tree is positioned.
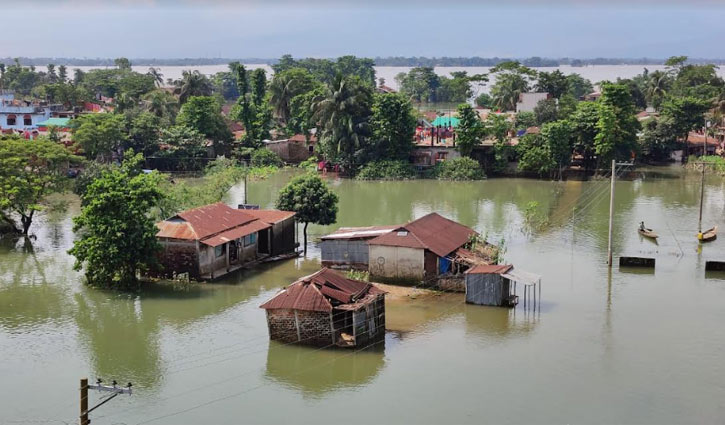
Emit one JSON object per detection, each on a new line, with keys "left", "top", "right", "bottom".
{"left": 174, "top": 70, "right": 212, "bottom": 104}
{"left": 147, "top": 67, "right": 164, "bottom": 87}
{"left": 491, "top": 73, "right": 529, "bottom": 111}
{"left": 269, "top": 68, "right": 318, "bottom": 125}
{"left": 312, "top": 74, "right": 373, "bottom": 173}
{"left": 142, "top": 89, "right": 179, "bottom": 124}
{"left": 646, "top": 70, "right": 670, "bottom": 110}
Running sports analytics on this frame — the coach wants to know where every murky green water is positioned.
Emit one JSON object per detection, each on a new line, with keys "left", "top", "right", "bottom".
{"left": 3, "top": 167, "right": 725, "bottom": 424}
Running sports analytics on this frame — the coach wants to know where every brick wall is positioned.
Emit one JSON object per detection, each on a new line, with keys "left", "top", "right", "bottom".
{"left": 156, "top": 239, "right": 200, "bottom": 279}
{"left": 437, "top": 275, "right": 465, "bottom": 292}
{"left": 266, "top": 309, "right": 333, "bottom": 347}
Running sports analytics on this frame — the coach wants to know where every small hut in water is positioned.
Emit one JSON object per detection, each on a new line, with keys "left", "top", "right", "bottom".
{"left": 465, "top": 264, "right": 541, "bottom": 307}
{"left": 260, "top": 268, "right": 386, "bottom": 348}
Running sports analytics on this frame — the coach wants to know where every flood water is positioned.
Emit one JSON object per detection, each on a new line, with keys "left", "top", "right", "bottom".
{"left": 3, "top": 167, "right": 725, "bottom": 424}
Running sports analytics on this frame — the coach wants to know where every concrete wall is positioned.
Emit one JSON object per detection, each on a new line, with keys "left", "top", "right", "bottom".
{"left": 516, "top": 93, "right": 550, "bottom": 113}
{"left": 0, "top": 109, "right": 51, "bottom": 130}
{"left": 369, "top": 245, "right": 425, "bottom": 281}
{"left": 320, "top": 239, "right": 370, "bottom": 269}
{"left": 266, "top": 309, "right": 333, "bottom": 347}
{"left": 265, "top": 140, "right": 312, "bottom": 164}
{"left": 437, "top": 275, "right": 465, "bottom": 292}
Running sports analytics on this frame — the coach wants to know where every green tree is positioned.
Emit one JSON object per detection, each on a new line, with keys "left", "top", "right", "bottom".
{"left": 536, "top": 70, "right": 568, "bottom": 98}
{"left": 275, "top": 174, "right": 338, "bottom": 254}
{"left": 565, "top": 73, "right": 594, "bottom": 99}
{"left": 645, "top": 70, "right": 671, "bottom": 110}
{"left": 174, "top": 70, "right": 213, "bottom": 104}
{"left": 489, "top": 61, "right": 536, "bottom": 111}
{"left": 455, "top": 103, "right": 484, "bottom": 157}
{"left": 369, "top": 92, "right": 417, "bottom": 160}
{"left": 517, "top": 133, "right": 554, "bottom": 176}
{"left": 156, "top": 125, "right": 208, "bottom": 170}
{"left": 312, "top": 74, "right": 373, "bottom": 172}
{"left": 176, "top": 96, "right": 232, "bottom": 153}
{"left": 147, "top": 67, "right": 164, "bottom": 87}
{"left": 594, "top": 83, "right": 640, "bottom": 163}
{"left": 251, "top": 148, "right": 283, "bottom": 167}
{"left": 514, "top": 111, "right": 536, "bottom": 130}
{"left": 142, "top": 89, "right": 179, "bottom": 125}
{"left": 72, "top": 113, "right": 127, "bottom": 161}
{"left": 127, "top": 111, "right": 161, "bottom": 156}
{"left": 541, "top": 120, "right": 573, "bottom": 179}
{"left": 0, "top": 136, "right": 79, "bottom": 235}
{"left": 569, "top": 101, "right": 600, "bottom": 171}
{"left": 640, "top": 116, "right": 678, "bottom": 161}
{"left": 534, "top": 98, "right": 559, "bottom": 125}
{"left": 269, "top": 68, "right": 319, "bottom": 125}
{"left": 660, "top": 96, "right": 711, "bottom": 141}
{"left": 475, "top": 92, "right": 493, "bottom": 108}
{"left": 69, "top": 152, "right": 164, "bottom": 289}
{"left": 396, "top": 67, "right": 440, "bottom": 102}
{"left": 114, "top": 57, "right": 132, "bottom": 71}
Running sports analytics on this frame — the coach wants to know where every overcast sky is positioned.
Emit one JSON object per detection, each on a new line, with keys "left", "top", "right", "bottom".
{"left": 2, "top": 0, "right": 724, "bottom": 59}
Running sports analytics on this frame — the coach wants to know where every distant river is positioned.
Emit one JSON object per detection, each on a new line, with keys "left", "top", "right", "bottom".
{"left": 71, "top": 64, "right": 725, "bottom": 93}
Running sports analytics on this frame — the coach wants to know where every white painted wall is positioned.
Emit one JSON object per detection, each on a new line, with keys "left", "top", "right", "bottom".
{"left": 368, "top": 245, "right": 425, "bottom": 279}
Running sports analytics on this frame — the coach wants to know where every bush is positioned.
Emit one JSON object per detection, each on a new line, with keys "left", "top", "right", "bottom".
{"left": 688, "top": 155, "right": 725, "bottom": 174}
{"left": 74, "top": 161, "right": 113, "bottom": 199}
{"left": 299, "top": 157, "right": 318, "bottom": 172}
{"left": 432, "top": 157, "right": 485, "bottom": 180}
{"left": 250, "top": 148, "right": 283, "bottom": 167}
{"left": 357, "top": 160, "right": 417, "bottom": 180}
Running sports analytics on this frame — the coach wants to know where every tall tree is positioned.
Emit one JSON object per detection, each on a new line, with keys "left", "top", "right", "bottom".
{"left": 312, "top": 74, "right": 373, "bottom": 172}
{"left": 114, "top": 57, "right": 132, "bottom": 71}
{"left": 69, "top": 152, "right": 164, "bottom": 288}
{"left": 147, "top": 67, "right": 164, "bottom": 87}
{"left": 58, "top": 65, "right": 67, "bottom": 83}
{"left": 489, "top": 61, "right": 536, "bottom": 111}
{"left": 536, "top": 70, "right": 569, "bottom": 98}
{"left": 594, "top": 82, "right": 641, "bottom": 163}
{"left": 269, "top": 68, "right": 318, "bottom": 125}
{"left": 455, "top": 103, "right": 484, "bottom": 157}
{"left": 660, "top": 96, "right": 711, "bottom": 142}
{"left": 369, "top": 93, "right": 417, "bottom": 160}
{"left": 174, "top": 70, "right": 213, "bottom": 104}
{"left": 176, "top": 96, "right": 232, "bottom": 151}
{"left": 275, "top": 174, "right": 338, "bottom": 254}
{"left": 0, "top": 136, "right": 79, "bottom": 235}
{"left": 72, "top": 113, "right": 127, "bottom": 161}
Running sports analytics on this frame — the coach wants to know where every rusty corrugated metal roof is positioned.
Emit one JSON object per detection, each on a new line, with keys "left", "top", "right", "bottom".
{"left": 156, "top": 220, "right": 198, "bottom": 240}
{"left": 260, "top": 268, "right": 385, "bottom": 312}
{"left": 320, "top": 225, "right": 399, "bottom": 241}
{"left": 242, "top": 209, "right": 296, "bottom": 224}
{"left": 174, "top": 202, "right": 256, "bottom": 240}
{"left": 368, "top": 213, "right": 477, "bottom": 257}
{"left": 201, "top": 220, "right": 271, "bottom": 247}
{"left": 466, "top": 264, "right": 512, "bottom": 275}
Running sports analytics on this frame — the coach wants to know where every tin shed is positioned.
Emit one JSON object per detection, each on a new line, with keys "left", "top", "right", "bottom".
{"left": 465, "top": 264, "right": 515, "bottom": 306}
{"left": 320, "top": 225, "right": 398, "bottom": 269}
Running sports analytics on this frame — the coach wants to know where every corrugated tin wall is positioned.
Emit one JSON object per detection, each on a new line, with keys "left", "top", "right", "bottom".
{"left": 320, "top": 240, "right": 369, "bottom": 267}
{"left": 465, "top": 274, "right": 508, "bottom": 306}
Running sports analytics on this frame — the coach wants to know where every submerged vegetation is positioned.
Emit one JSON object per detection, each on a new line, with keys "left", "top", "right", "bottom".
{"left": 357, "top": 160, "right": 416, "bottom": 180}
{"left": 431, "top": 157, "right": 486, "bottom": 181}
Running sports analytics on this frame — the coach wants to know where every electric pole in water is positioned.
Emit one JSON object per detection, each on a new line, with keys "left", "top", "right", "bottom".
{"left": 607, "top": 160, "right": 633, "bottom": 267}
{"left": 80, "top": 377, "right": 132, "bottom": 425}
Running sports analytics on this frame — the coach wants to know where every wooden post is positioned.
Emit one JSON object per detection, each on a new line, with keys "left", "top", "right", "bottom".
{"left": 80, "top": 378, "right": 89, "bottom": 425}
{"left": 293, "top": 310, "right": 301, "bottom": 342}
{"left": 607, "top": 159, "right": 616, "bottom": 267}
{"left": 698, "top": 162, "right": 705, "bottom": 235}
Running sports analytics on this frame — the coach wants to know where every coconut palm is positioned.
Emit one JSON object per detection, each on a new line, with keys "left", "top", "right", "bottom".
{"left": 174, "top": 70, "right": 213, "bottom": 104}
{"left": 312, "top": 74, "right": 373, "bottom": 172}
{"left": 147, "top": 67, "right": 164, "bottom": 88}
{"left": 646, "top": 70, "right": 670, "bottom": 110}
{"left": 269, "top": 68, "right": 318, "bottom": 124}
{"left": 142, "top": 89, "right": 179, "bottom": 124}
{"left": 491, "top": 73, "right": 529, "bottom": 111}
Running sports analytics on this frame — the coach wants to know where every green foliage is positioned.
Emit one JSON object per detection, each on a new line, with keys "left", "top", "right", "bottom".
{"left": 516, "top": 134, "right": 554, "bottom": 175}
{"left": 523, "top": 201, "right": 549, "bottom": 233}
{"left": 0, "top": 136, "right": 80, "bottom": 234}
{"left": 396, "top": 67, "right": 440, "bottom": 103}
{"left": 176, "top": 96, "right": 232, "bottom": 149}
{"left": 273, "top": 55, "right": 376, "bottom": 86}
{"left": 346, "top": 269, "right": 370, "bottom": 281}
{"left": 269, "top": 68, "right": 320, "bottom": 125}
{"left": 534, "top": 98, "right": 559, "bottom": 125}
{"left": 356, "top": 160, "right": 416, "bottom": 180}
{"left": 640, "top": 116, "right": 678, "bottom": 161}
{"left": 369, "top": 93, "right": 417, "bottom": 160}
{"left": 660, "top": 96, "right": 711, "bottom": 141}
{"left": 231, "top": 63, "right": 271, "bottom": 148}
{"left": 594, "top": 82, "right": 641, "bottom": 162}
{"left": 275, "top": 174, "right": 338, "bottom": 252}
{"left": 69, "top": 152, "right": 164, "bottom": 289}
{"left": 173, "top": 70, "right": 213, "bottom": 104}
{"left": 154, "top": 125, "right": 209, "bottom": 170}
{"left": 432, "top": 157, "right": 485, "bottom": 180}
{"left": 475, "top": 92, "right": 493, "bottom": 108}
{"left": 298, "top": 157, "right": 318, "bottom": 172}
{"left": 142, "top": 89, "right": 179, "bottom": 125}
{"left": 72, "top": 113, "right": 127, "bottom": 161}
{"left": 570, "top": 101, "right": 600, "bottom": 169}
{"left": 688, "top": 155, "right": 725, "bottom": 174}
{"left": 455, "top": 103, "right": 484, "bottom": 157}
{"left": 127, "top": 111, "right": 161, "bottom": 156}
{"left": 313, "top": 74, "right": 373, "bottom": 172}
{"left": 514, "top": 111, "right": 536, "bottom": 130}
{"left": 73, "top": 161, "right": 113, "bottom": 200}
{"left": 250, "top": 148, "right": 283, "bottom": 167}
{"left": 565, "top": 73, "right": 594, "bottom": 99}
{"left": 490, "top": 62, "right": 536, "bottom": 111}
{"left": 536, "top": 70, "right": 569, "bottom": 98}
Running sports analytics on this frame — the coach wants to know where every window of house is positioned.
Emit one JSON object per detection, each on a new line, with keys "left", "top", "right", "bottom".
{"left": 7, "top": 115, "right": 16, "bottom": 126}
{"left": 23, "top": 115, "right": 32, "bottom": 126}
{"left": 214, "top": 244, "right": 225, "bottom": 258}
{"left": 308, "top": 145, "right": 314, "bottom": 153}
{"left": 244, "top": 233, "right": 257, "bottom": 246}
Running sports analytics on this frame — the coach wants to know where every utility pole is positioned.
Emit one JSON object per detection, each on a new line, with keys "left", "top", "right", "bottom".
{"left": 80, "top": 378, "right": 132, "bottom": 425}
{"left": 607, "top": 159, "right": 616, "bottom": 267}
{"left": 607, "top": 160, "right": 633, "bottom": 267}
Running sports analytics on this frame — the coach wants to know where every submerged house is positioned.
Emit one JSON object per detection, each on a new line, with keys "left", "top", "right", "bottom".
{"left": 367, "top": 212, "right": 491, "bottom": 284}
{"left": 155, "top": 202, "right": 296, "bottom": 280}
{"left": 260, "top": 268, "right": 386, "bottom": 348}
{"left": 320, "top": 225, "right": 399, "bottom": 269}
{"left": 465, "top": 264, "right": 541, "bottom": 307}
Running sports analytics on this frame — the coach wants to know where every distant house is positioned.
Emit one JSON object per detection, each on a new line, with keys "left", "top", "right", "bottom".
{"left": 260, "top": 268, "right": 386, "bottom": 348}
{"left": 36, "top": 117, "right": 72, "bottom": 131}
{"left": 154, "top": 202, "right": 295, "bottom": 280}
{"left": 686, "top": 132, "right": 721, "bottom": 156}
{"left": 0, "top": 97, "right": 59, "bottom": 131}
{"left": 582, "top": 91, "right": 601, "bottom": 102}
{"left": 515, "top": 92, "right": 551, "bottom": 113}
{"left": 465, "top": 264, "right": 541, "bottom": 307}
{"left": 320, "top": 225, "right": 399, "bottom": 269}
{"left": 264, "top": 134, "right": 317, "bottom": 164}
{"left": 376, "top": 84, "right": 396, "bottom": 94}
{"left": 412, "top": 145, "right": 460, "bottom": 166}
{"left": 367, "top": 213, "right": 484, "bottom": 283}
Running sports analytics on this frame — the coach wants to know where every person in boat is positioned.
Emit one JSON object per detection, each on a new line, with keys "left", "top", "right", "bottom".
{"left": 639, "top": 221, "right": 646, "bottom": 231}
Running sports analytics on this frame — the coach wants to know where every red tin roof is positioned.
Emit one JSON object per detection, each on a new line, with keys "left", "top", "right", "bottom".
{"left": 242, "top": 209, "right": 296, "bottom": 224}
{"left": 201, "top": 219, "right": 271, "bottom": 247}
{"left": 260, "top": 268, "right": 385, "bottom": 313}
{"left": 156, "top": 202, "right": 256, "bottom": 241}
{"left": 368, "top": 213, "right": 477, "bottom": 257}
{"left": 466, "top": 264, "right": 513, "bottom": 275}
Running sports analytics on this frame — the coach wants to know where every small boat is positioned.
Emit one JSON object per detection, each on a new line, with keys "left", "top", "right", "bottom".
{"left": 638, "top": 227, "right": 658, "bottom": 239}
{"left": 699, "top": 226, "right": 718, "bottom": 242}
